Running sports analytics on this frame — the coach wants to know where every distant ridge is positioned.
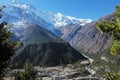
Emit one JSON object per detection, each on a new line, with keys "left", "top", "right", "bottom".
{"left": 11, "top": 42, "right": 88, "bottom": 68}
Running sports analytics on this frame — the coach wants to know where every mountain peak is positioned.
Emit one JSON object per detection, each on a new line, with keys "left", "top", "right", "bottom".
{"left": 13, "top": 3, "right": 30, "bottom": 9}
{"left": 56, "top": 12, "right": 63, "bottom": 17}
{"left": 52, "top": 12, "right": 92, "bottom": 29}
{"left": 10, "top": 0, "right": 35, "bottom": 10}
{"left": 2, "top": 2, "right": 92, "bottom": 37}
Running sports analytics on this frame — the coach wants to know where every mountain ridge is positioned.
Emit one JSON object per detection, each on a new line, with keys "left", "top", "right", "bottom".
{"left": 2, "top": 2, "right": 92, "bottom": 37}
{"left": 11, "top": 42, "right": 88, "bottom": 68}
{"left": 62, "top": 13, "right": 115, "bottom": 54}
{"left": 2, "top": 2, "right": 89, "bottom": 67}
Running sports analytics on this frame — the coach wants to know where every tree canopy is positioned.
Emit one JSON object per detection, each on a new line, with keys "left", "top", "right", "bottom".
{"left": 14, "top": 60, "right": 37, "bottom": 80}
{"left": 96, "top": 6, "right": 120, "bottom": 55}
{"left": 0, "top": 6, "right": 19, "bottom": 79}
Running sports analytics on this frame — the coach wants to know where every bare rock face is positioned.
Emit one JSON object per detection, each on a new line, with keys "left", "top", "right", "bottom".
{"left": 70, "top": 22, "right": 112, "bottom": 54}
{"left": 62, "top": 23, "right": 82, "bottom": 41}
{"left": 62, "top": 14, "right": 115, "bottom": 54}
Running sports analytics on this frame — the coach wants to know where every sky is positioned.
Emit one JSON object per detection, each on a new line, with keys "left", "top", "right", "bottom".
{"left": 0, "top": 0, "right": 120, "bottom": 21}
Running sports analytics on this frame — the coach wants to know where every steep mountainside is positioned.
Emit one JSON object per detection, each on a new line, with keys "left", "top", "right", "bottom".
{"left": 3, "top": 2, "right": 88, "bottom": 67}
{"left": 12, "top": 21, "right": 63, "bottom": 45}
{"left": 10, "top": 21, "right": 88, "bottom": 68}
{"left": 61, "top": 13, "right": 120, "bottom": 75}
{"left": 2, "top": 3, "right": 61, "bottom": 36}
{"left": 62, "top": 14, "right": 115, "bottom": 54}
{"left": 2, "top": 2, "right": 92, "bottom": 36}
{"left": 70, "top": 22, "right": 112, "bottom": 54}
{"left": 62, "top": 23, "right": 83, "bottom": 41}
{"left": 11, "top": 42, "right": 88, "bottom": 68}
{"left": 39, "top": 12, "right": 92, "bottom": 31}
{"left": 9, "top": 20, "right": 87, "bottom": 68}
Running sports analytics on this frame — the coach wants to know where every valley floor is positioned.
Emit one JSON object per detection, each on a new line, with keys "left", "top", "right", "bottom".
{"left": 6, "top": 65, "right": 104, "bottom": 80}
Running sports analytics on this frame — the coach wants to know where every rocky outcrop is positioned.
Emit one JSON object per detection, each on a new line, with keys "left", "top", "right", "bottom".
{"left": 70, "top": 22, "right": 112, "bottom": 54}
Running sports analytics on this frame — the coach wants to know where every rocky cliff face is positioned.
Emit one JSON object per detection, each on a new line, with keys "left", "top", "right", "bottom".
{"left": 62, "top": 14, "right": 115, "bottom": 54}
{"left": 70, "top": 22, "right": 112, "bottom": 54}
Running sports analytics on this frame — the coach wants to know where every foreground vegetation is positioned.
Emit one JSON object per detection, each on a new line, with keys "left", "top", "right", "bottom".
{"left": 0, "top": 6, "right": 19, "bottom": 79}
{"left": 96, "top": 6, "right": 120, "bottom": 79}
{"left": 14, "top": 60, "right": 37, "bottom": 80}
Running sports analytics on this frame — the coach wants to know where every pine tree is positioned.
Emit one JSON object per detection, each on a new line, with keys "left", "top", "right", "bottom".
{"left": 0, "top": 6, "right": 19, "bottom": 79}
{"left": 14, "top": 60, "right": 37, "bottom": 80}
{"left": 96, "top": 6, "right": 120, "bottom": 79}
{"left": 96, "top": 6, "right": 120, "bottom": 55}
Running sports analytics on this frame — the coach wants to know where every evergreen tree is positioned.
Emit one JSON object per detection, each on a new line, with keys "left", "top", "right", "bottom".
{"left": 105, "top": 71, "right": 120, "bottom": 80}
{"left": 23, "top": 60, "right": 37, "bottom": 80}
{"left": 14, "top": 60, "right": 37, "bottom": 80}
{"left": 96, "top": 6, "right": 120, "bottom": 79}
{"left": 0, "top": 6, "right": 19, "bottom": 79}
{"left": 96, "top": 6, "right": 120, "bottom": 55}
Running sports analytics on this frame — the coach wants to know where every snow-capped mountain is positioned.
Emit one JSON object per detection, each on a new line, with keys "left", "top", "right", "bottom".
{"left": 2, "top": 2, "right": 61, "bottom": 35}
{"left": 36, "top": 11, "right": 92, "bottom": 30}
{"left": 1, "top": 2, "right": 92, "bottom": 37}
